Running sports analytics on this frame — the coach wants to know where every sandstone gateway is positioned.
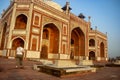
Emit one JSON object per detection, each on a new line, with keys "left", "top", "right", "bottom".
{"left": 0, "top": 0, "right": 108, "bottom": 61}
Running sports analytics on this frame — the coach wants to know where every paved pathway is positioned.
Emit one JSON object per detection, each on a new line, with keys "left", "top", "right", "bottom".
{"left": 0, "top": 58, "right": 120, "bottom": 80}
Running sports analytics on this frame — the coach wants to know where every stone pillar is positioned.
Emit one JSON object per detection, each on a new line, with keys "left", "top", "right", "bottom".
{"left": 86, "top": 56, "right": 89, "bottom": 60}
{"left": 7, "top": 3, "right": 17, "bottom": 49}
{"left": 25, "top": 2, "right": 33, "bottom": 50}
{"left": 97, "top": 57, "right": 101, "bottom": 61}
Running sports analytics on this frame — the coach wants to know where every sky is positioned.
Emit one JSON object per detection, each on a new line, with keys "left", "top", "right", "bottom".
{"left": 0, "top": 0, "right": 120, "bottom": 58}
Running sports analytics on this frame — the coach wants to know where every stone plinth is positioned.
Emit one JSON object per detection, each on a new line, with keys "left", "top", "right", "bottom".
{"left": 79, "top": 60, "right": 93, "bottom": 66}
{"left": 54, "top": 60, "right": 77, "bottom": 68}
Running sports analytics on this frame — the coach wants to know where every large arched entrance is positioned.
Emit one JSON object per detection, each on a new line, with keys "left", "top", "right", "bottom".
{"left": 71, "top": 27, "right": 85, "bottom": 59}
{"left": 89, "top": 51, "right": 95, "bottom": 60}
{"left": 100, "top": 42, "right": 105, "bottom": 58}
{"left": 41, "top": 23, "right": 59, "bottom": 59}
{"left": 10, "top": 38, "right": 24, "bottom": 57}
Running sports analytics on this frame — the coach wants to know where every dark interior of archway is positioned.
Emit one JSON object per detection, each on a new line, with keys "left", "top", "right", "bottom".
{"left": 89, "top": 39, "right": 95, "bottom": 47}
{"left": 43, "top": 23, "right": 59, "bottom": 54}
{"left": 12, "top": 38, "right": 24, "bottom": 49}
{"left": 89, "top": 51, "right": 95, "bottom": 60}
{"left": 71, "top": 27, "right": 85, "bottom": 56}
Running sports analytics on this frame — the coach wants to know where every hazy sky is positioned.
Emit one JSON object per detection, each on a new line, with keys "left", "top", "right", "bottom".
{"left": 0, "top": 0, "right": 120, "bottom": 58}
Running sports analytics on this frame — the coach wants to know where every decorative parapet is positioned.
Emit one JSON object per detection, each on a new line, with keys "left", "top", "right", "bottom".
{"left": 89, "top": 29, "right": 107, "bottom": 38}
{"left": 70, "top": 13, "right": 88, "bottom": 26}
{"left": 14, "top": 0, "right": 69, "bottom": 20}
{"left": 33, "top": 0, "right": 69, "bottom": 20}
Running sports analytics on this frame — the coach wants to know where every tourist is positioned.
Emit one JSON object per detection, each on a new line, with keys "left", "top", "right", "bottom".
{"left": 16, "top": 45, "right": 25, "bottom": 69}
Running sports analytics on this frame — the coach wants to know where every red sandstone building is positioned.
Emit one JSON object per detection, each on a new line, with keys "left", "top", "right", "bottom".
{"left": 0, "top": 0, "right": 108, "bottom": 61}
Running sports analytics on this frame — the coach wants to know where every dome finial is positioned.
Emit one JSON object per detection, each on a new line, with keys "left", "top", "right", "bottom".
{"left": 62, "top": 2, "right": 72, "bottom": 14}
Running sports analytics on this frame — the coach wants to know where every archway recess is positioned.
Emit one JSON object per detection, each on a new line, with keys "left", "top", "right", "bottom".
{"left": 41, "top": 23, "right": 59, "bottom": 59}
{"left": 10, "top": 38, "right": 24, "bottom": 57}
{"left": 89, "top": 51, "right": 95, "bottom": 60}
{"left": 15, "top": 14, "right": 27, "bottom": 29}
{"left": 71, "top": 27, "right": 85, "bottom": 59}
{"left": 89, "top": 39, "right": 95, "bottom": 47}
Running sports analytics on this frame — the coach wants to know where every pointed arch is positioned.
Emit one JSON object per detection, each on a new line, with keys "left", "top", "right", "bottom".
{"left": 12, "top": 37, "right": 25, "bottom": 49}
{"left": 89, "top": 39, "right": 95, "bottom": 47}
{"left": 14, "top": 14, "right": 27, "bottom": 29}
{"left": 71, "top": 27, "right": 85, "bottom": 59}
{"left": 9, "top": 37, "right": 25, "bottom": 57}
{"left": 41, "top": 23, "right": 59, "bottom": 59}
{"left": 43, "top": 22, "right": 61, "bottom": 32}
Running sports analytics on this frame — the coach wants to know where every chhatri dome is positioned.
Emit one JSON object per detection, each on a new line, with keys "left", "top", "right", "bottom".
{"left": 43, "top": 0, "right": 63, "bottom": 12}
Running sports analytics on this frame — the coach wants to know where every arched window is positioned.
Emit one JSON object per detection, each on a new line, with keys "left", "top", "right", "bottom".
{"left": 89, "top": 39, "right": 95, "bottom": 47}
{"left": 15, "top": 14, "right": 27, "bottom": 29}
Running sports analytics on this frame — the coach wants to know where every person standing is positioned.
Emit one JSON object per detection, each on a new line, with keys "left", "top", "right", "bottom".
{"left": 16, "top": 45, "right": 25, "bottom": 68}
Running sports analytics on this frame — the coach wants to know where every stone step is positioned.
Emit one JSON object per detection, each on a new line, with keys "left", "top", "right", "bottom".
{"left": 64, "top": 66, "right": 96, "bottom": 73}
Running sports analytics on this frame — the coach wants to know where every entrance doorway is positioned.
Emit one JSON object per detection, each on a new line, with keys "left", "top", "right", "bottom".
{"left": 89, "top": 51, "right": 95, "bottom": 60}
{"left": 11, "top": 38, "right": 24, "bottom": 57}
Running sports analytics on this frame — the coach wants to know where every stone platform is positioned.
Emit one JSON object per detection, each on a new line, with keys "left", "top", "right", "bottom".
{"left": 35, "top": 65, "right": 96, "bottom": 77}
{"left": 33, "top": 60, "right": 96, "bottom": 77}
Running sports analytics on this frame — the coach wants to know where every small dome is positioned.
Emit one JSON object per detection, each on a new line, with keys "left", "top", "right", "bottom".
{"left": 44, "top": 1, "right": 63, "bottom": 12}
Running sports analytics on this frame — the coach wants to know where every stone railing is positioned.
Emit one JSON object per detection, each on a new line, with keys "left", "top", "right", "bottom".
{"left": 89, "top": 29, "right": 107, "bottom": 37}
